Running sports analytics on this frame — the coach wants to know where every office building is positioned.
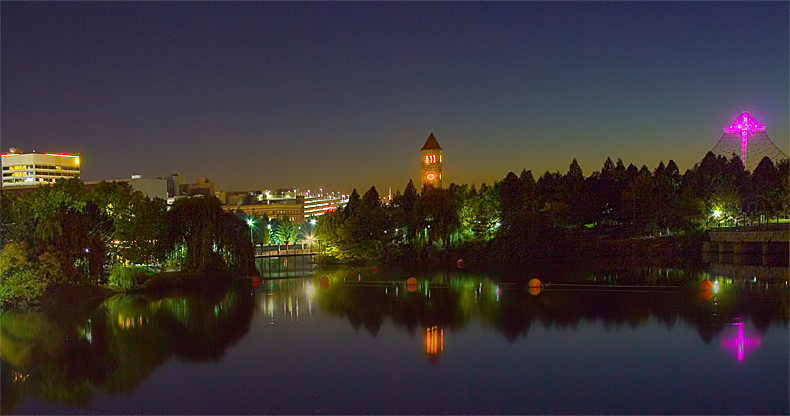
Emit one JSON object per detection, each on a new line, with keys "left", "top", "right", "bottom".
{"left": 1, "top": 148, "right": 81, "bottom": 187}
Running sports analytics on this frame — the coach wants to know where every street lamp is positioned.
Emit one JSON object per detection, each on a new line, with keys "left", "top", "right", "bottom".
{"left": 246, "top": 217, "right": 257, "bottom": 245}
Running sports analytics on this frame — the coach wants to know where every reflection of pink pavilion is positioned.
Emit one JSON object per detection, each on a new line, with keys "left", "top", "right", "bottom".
{"left": 719, "top": 320, "right": 761, "bottom": 362}
{"left": 711, "top": 111, "right": 788, "bottom": 172}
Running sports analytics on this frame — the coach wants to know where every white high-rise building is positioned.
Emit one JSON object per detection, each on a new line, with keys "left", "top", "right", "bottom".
{"left": 1, "top": 148, "right": 81, "bottom": 187}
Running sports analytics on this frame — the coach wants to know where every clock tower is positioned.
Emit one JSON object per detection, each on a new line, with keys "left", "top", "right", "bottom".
{"left": 421, "top": 133, "right": 443, "bottom": 189}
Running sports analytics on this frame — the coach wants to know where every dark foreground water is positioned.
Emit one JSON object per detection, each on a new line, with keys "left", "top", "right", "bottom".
{"left": 2, "top": 261, "right": 788, "bottom": 414}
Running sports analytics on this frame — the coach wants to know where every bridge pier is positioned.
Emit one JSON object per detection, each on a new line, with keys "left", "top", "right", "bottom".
{"left": 762, "top": 242, "right": 787, "bottom": 255}
{"left": 732, "top": 253, "right": 760, "bottom": 266}
{"left": 762, "top": 242, "right": 790, "bottom": 267}
{"left": 706, "top": 225, "right": 788, "bottom": 266}
{"left": 719, "top": 242, "right": 734, "bottom": 253}
{"left": 718, "top": 252, "right": 733, "bottom": 264}
{"left": 733, "top": 242, "right": 759, "bottom": 255}
{"left": 702, "top": 241, "right": 717, "bottom": 253}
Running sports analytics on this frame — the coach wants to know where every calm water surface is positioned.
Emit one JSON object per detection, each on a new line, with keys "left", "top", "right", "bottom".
{"left": 2, "top": 261, "right": 788, "bottom": 414}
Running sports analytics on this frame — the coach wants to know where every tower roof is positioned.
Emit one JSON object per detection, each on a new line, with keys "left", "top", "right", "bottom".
{"left": 421, "top": 133, "right": 442, "bottom": 150}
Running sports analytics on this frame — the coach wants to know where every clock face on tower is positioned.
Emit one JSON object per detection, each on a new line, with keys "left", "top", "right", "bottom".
{"left": 421, "top": 133, "right": 443, "bottom": 188}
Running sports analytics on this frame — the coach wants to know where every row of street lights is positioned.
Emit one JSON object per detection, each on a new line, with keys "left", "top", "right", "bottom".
{"left": 246, "top": 215, "right": 319, "bottom": 247}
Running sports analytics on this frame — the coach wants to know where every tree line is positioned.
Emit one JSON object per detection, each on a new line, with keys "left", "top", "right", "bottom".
{"left": 317, "top": 153, "right": 789, "bottom": 263}
{"left": 1, "top": 178, "right": 254, "bottom": 305}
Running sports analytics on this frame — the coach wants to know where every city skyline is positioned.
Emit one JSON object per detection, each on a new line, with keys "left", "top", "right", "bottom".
{"left": 2, "top": 2, "right": 788, "bottom": 194}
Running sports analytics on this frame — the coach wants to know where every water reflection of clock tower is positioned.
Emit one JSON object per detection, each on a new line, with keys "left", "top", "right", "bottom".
{"left": 421, "top": 133, "right": 443, "bottom": 189}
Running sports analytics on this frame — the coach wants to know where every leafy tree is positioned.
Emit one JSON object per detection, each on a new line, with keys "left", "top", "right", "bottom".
{"left": 564, "top": 159, "right": 586, "bottom": 227}
{"left": 271, "top": 216, "right": 299, "bottom": 245}
{"left": 652, "top": 161, "right": 684, "bottom": 233}
{"left": 708, "top": 184, "right": 742, "bottom": 226}
{"left": 0, "top": 242, "right": 61, "bottom": 306}
{"left": 519, "top": 169, "right": 537, "bottom": 213}
{"left": 390, "top": 180, "right": 419, "bottom": 245}
{"left": 499, "top": 172, "right": 523, "bottom": 227}
{"left": 472, "top": 183, "right": 500, "bottom": 240}
{"left": 167, "top": 196, "right": 252, "bottom": 272}
{"left": 125, "top": 197, "right": 169, "bottom": 267}
{"left": 413, "top": 187, "right": 459, "bottom": 248}
{"left": 748, "top": 157, "right": 783, "bottom": 221}
{"left": 622, "top": 170, "right": 656, "bottom": 234}
{"left": 343, "top": 189, "right": 361, "bottom": 219}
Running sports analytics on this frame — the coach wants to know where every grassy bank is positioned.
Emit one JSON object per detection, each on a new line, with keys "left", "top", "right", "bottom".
{"left": 1, "top": 267, "right": 245, "bottom": 312}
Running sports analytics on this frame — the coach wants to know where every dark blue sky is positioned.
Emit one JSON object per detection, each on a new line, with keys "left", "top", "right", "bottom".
{"left": 3, "top": 2, "right": 788, "bottom": 193}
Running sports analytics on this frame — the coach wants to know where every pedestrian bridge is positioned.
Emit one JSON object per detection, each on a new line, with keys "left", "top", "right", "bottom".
{"left": 254, "top": 243, "right": 318, "bottom": 258}
{"left": 704, "top": 224, "right": 788, "bottom": 258}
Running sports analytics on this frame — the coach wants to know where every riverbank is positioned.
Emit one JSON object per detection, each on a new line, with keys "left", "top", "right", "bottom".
{"left": 34, "top": 284, "right": 117, "bottom": 313}
{"left": 126, "top": 269, "right": 239, "bottom": 294}
{"left": 372, "top": 231, "right": 703, "bottom": 267}
{"left": 1, "top": 268, "right": 247, "bottom": 312}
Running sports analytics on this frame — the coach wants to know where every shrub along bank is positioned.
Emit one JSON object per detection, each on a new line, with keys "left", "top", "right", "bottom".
{"left": 1, "top": 178, "right": 254, "bottom": 309}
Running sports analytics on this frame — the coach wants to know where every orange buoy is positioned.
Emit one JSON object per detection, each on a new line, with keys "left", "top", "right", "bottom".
{"left": 407, "top": 277, "right": 417, "bottom": 292}
{"left": 371, "top": 265, "right": 379, "bottom": 274}
{"left": 699, "top": 280, "right": 714, "bottom": 300}
{"left": 251, "top": 275, "right": 261, "bottom": 288}
{"left": 528, "top": 278, "right": 542, "bottom": 296}
{"left": 457, "top": 259, "right": 465, "bottom": 269}
{"left": 320, "top": 276, "right": 329, "bottom": 290}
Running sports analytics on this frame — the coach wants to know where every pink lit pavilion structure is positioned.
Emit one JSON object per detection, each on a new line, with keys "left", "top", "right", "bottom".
{"left": 710, "top": 111, "right": 788, "bottom": 172}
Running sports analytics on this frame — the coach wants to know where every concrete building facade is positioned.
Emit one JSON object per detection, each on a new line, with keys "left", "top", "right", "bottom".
{"left": 1, "top": 149, "right": 81, "bottom": 187}
{"left": 222, "top": 188, "right": 349, "bottom": 224}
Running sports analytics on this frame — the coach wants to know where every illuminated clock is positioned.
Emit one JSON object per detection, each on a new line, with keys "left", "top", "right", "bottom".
{"left": 426, "top": 172, "right": 436, "bottom": 181}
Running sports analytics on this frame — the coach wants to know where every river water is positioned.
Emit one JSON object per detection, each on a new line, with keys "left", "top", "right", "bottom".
{"left": 2, "top": 261, "right": 788, "bottom": 414}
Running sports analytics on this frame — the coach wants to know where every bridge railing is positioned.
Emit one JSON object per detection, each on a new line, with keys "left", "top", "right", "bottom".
{"left": 708, "top": 214, "right": 788, "bottom": 229}
{"left": 254, "top": 243, "right": 319, "bottom": 257}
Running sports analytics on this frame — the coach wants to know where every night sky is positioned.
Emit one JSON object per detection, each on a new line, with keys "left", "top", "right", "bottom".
{"left": 3, "top": 2, "right": 788, "bottom": 194}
